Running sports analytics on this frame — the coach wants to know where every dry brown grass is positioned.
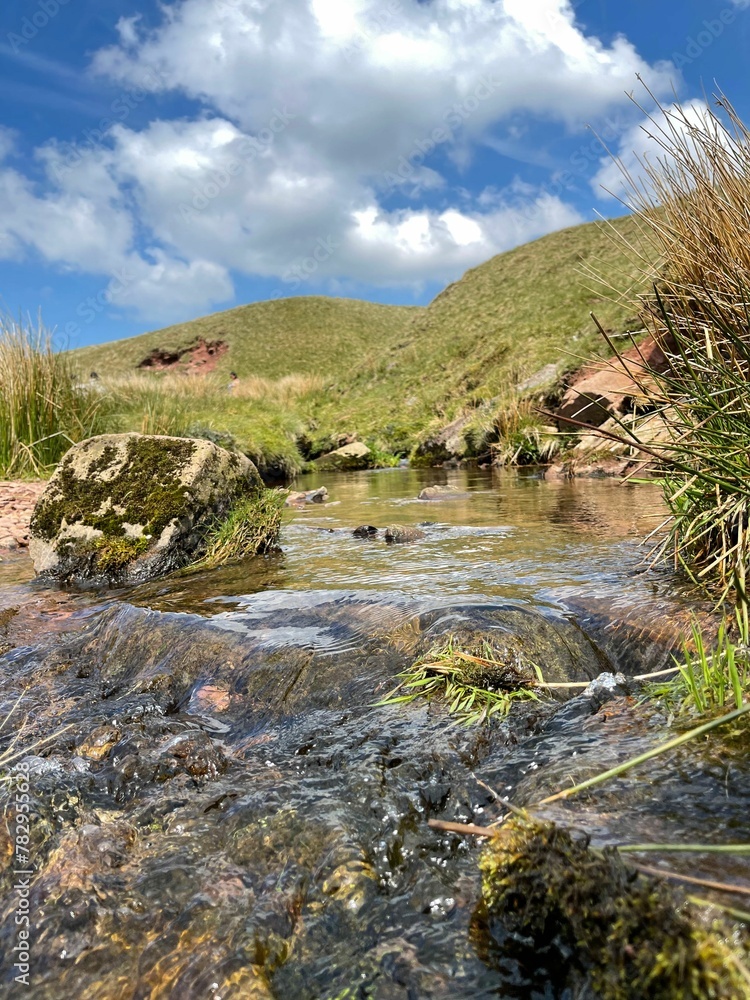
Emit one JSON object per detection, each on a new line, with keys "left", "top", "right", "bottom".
{"left": 587, "top": 82, "right": 750, "bottom": 601}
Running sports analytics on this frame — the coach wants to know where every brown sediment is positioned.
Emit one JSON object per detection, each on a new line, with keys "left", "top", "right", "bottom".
{"left": 0, "top": 480, "right": 46, "bottom": 550}
{"left": 137, "top": 337, "right": 228, "bottom": 373}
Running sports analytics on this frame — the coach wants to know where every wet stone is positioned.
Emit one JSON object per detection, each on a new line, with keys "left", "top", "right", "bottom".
{"left": 384, "top": 524, "right": 426, "bottom": 544}
{"left": 353, "top": 524, "right": 379, "bottom": 537}
{"left": 77, "top": 723, "right": 122, "bottom": 761}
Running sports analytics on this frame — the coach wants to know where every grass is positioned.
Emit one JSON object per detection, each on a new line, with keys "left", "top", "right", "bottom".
{"left": 645, "top": 609, "right": 750, "bottom": 717}
{"left": 73, "top": 296, "right": 418, "bottom": 382}
{"left": 377, "top": 638, "right": 542, "bottom": 725}
{"left": 92, "top": 372, "right": 323, "bottom": 478}
{"left": 69, "top": 215, "right": 655, "bottom": 469}
{"left": 0, "top": 315, "right": 105, "bottom": 478}
{"left": 196, "top": 489, "right": 287, "bottom": 569}
{"left": 571, "top": 87, "right": 750, "bottom": 603}
{"left": 314, "top": 214, "right": 653, "bottom": 457}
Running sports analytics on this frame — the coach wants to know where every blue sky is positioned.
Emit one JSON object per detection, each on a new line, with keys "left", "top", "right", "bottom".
{"left": 0, "top": 0, "right": 748, "bottom": 347}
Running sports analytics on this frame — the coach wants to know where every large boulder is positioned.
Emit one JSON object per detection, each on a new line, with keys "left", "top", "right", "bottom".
{"left": 29, "top": 434, "right": 263, "bottom": 586}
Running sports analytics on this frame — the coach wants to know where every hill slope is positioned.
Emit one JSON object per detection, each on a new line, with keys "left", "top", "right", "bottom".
{"left": 71, "top": 214, "right": 654, "bottom": 472}
{"left": 75, "top": 296, "right": 420, "bottom": 381}
{"left": 314, "top": 213, "right": 653, "bottom": 450}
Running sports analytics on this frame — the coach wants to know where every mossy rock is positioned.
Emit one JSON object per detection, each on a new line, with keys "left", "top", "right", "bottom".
{"left": 29, "top": 433, "right": 263, "bottom": 586}
{"left": 475, "top": 817, "right": 750, "bottom": 999}
{"left": 314, "top": 442, "right": 374, "bottom": 471}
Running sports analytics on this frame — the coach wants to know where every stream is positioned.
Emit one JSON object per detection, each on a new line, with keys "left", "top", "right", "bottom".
{"left": 1, "top": 467, "right": 748, "bottom": 999}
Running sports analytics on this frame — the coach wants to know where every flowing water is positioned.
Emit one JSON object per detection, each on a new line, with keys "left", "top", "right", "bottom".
{"left": 0, "top": 468, "right": 748, "bottom": 999}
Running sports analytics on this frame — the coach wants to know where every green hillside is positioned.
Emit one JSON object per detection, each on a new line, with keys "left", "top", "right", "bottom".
{"left": 314, "top": 213, "right": 652, "bottom": 452}
{"left": 70, "top": 214, "right": 654, "bottom": 474}
{"left": 75, "top": 296, "right": 420, "bottom": 380}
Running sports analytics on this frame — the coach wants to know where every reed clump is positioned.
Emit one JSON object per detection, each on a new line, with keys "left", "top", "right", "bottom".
{"left": 0, "top": 316, "right": 104, "bottom": 478}
{"left": 588, "top": 87, "right": 750, "bottom": 604}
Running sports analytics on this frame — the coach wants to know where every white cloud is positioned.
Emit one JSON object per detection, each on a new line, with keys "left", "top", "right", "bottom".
{"left": 0, "top": 1, "right": 678, "bottom": 320}
{"left": 590, "top": 99, "right": 719, "bottom": 201}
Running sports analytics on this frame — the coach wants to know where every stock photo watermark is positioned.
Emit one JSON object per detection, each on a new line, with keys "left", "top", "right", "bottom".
{"left": 342, "top": 0, "right": 403, "bottom": 62}
{"left": 7, "top": 761, "right": 34, "bottom": 987}
{"left": 670, "top": 7, "right": 738, "bottom": 67}
{"left": 177, "top": 107, "right": 297, "bottom": 223}
{"left": 51, "top": 70, "right": 167, "bottom": 183}
{"left": 7, "top": 0, "right": 73, "bottom": 54}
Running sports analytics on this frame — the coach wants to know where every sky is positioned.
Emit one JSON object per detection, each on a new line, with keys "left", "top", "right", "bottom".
{"left": 0, "top": 0, "right": 749, "bottom": 348}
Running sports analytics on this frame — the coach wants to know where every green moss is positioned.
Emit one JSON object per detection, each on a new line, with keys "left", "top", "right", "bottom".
{"left": 476, "top": 817, "right": 750, "bottom": 999}
{"left": 32, "top": 436, "right": 205, "bottom": 541}
{"left": 93, "top": 535, "right": 149, "bottom": 574}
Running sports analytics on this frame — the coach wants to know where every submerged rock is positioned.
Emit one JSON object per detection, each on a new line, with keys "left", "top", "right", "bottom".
{"left": 416, "top": 604, "right": 607, "bottom": 688}
{"left": 29, "top": 433, "right": 263, "bottom": 586}
{"left": 384, "top": 524, "right": 426, "bottom": 544}
{"left": 418, "top": 485, "right": 465, "bottom": 500}
{"left": 315, "top": 441, "right": 373, "bottom": 471}
{"left": 286, "top": 487, "right": 329, "bottom": 506}
{"left": 353, "top": 524, "right": 379, "bottom": 537}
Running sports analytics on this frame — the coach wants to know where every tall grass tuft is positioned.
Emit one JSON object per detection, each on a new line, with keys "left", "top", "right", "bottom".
{"left": 583, "top": 85, "right": 750, "bottom": 603}
{"left": 0, "top": 315, "right": 104, "bottom": 478}
{"left": 196, "top": 489, "right": 287, "bottom": 569}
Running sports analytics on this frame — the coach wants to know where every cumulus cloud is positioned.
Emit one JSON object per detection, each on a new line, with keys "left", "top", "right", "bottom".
{"left": 590, "top": 99, "right": 719, "bottom": 201}
{"left": 0, "top": 0, "right": 677, "bottom": 319}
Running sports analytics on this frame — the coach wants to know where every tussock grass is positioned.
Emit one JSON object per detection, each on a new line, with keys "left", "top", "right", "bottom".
{"left": 584, "top": 87, "right": 750, "bottom": 602}
{"left": 0, "top": 315, "right": 104, "bottom": 478}
{"left": 491, "top": 394, "right": 561, "bottom": 466}
{"left": 198, "top": 489, "right": 286, "bottom": 569}
{"left": 94, "top": 372, "right": 318, "bottom": 477}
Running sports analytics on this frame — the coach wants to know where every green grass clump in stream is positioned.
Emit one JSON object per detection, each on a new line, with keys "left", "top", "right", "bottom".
{"left": 475, "top": 816, "right": 750, "bottom": 999}
{"left": 648, "top": 611, "right": 750, "bottom": 717}
{"left": 377, "top": 638, "right": 541, "bottom": 725}
{"left": 196, "top": 489, "right": 287, "bottom": 569}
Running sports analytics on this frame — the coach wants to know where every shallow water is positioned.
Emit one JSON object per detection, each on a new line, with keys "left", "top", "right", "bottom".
{"left": 0, "top": 468, "right": 747, "bottom": 999}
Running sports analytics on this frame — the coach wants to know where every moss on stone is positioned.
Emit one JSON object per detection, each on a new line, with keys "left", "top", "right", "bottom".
{"left": 31, "top": 437, "right": 201, "bottom": 542}
{"left": 93, "top": 535, "right": 149, "bottom": 574}
{"left": 475, "top": 816, "right": 750, "bottom": 999}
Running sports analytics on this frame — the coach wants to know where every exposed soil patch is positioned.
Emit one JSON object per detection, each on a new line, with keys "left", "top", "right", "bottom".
{"left": 0, "top": 480, "right": 47, "bottom": 550}
{"left": 138, "top": 338, "right": 228, "bottom": 374}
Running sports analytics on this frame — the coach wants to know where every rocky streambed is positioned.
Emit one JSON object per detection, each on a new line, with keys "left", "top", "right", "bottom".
{"left": 0, "top": 468, "right": 748, "bottom": 998}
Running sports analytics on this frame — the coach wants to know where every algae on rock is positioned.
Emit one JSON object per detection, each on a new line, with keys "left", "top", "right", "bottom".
{"left": 29, "top": 433, "right": 268, "bottom": 585}
{"left": 475, "top": 816, "right": 750, "bottom": 999}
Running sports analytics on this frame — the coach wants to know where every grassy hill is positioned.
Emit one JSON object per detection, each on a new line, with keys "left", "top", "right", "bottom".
{"left": 71, "top": 214, "right": 654, "bottom": 475}
{"left": 75, "top": 297, "right": 420, "bottom": 381}
{"left": 313, "top": 213, "right": 652, "bottom": 454}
